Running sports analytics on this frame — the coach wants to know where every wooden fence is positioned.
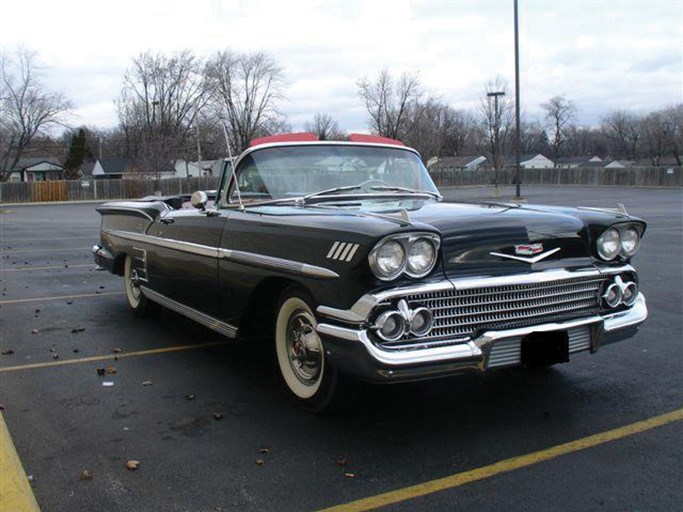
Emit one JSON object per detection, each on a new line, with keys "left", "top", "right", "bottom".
{"left": 429, "top": 166, "right": 682, "bottom": 189}
{"left": 0, "top": 167, "right": 680, "bottom": 204}
{"left": 0, "top": 177, "right": 221, "bottom": 204}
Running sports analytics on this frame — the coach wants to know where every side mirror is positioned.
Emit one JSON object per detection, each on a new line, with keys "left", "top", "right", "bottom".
{"left": 191, "top": 190, "right": 208, "bottom": 210}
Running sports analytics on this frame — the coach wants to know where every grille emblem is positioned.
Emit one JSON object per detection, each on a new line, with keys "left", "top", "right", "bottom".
{"left": 515, "top": 243, "right": 544, "bottom": 256}
{"left": 490, "top": 246, "right": 561, "bottom": 264}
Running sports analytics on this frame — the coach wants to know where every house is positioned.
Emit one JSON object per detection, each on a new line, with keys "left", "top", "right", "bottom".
{"left": 557, "top": 156, "right": 603, "bottom": 168}
{"left": 505, "top": 154, "right": 555, "bottom": 169}
{"left": 604, "top": 160, "right": 632, "bottom": 169}
{"left": 174, "top": 159, "right": 224, "bottom": 178}
{"left": 11, "top": 157, "right": 64, "bottom": 182}
{"left": 92, "top": 158, "right": 131, "bottom": 179}
{"left": 428, "top": 155, "right": 488, "bottom": 171}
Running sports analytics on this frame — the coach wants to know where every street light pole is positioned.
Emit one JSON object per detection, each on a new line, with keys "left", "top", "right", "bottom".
{"left": 487, "top": 91, "right": 505, "bottom": 197}
{"left": 513, "top": 0, "right": 524, "bottom": 201}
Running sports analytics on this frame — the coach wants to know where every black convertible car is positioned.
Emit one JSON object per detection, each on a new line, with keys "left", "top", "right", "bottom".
{"left": 93, "top": 133, "right": 647, "bottom": 411}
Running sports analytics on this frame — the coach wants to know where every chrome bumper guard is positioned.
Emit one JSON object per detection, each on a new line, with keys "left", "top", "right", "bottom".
{"left": 316, "top": 293, "right": 647, "bottom": 382}
{"left": 92, "top": 244, "right": 115, "bottom": 271}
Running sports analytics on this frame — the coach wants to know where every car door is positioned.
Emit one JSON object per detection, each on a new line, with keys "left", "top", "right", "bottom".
{"left": 144, "top": 207, "right": 229, "bottom": 319}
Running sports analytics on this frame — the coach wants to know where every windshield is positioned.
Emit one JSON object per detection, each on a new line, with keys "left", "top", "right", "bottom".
{"left": 225, "top": 144, "right": 439, "bottom": 204}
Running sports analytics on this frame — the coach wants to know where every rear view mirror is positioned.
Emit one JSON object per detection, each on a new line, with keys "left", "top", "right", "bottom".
{"left": 191, "top": 190, "right": 208, "bottom": 210}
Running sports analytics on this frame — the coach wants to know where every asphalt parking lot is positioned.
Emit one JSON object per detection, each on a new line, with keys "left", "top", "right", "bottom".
{"left": 1, "top": 185, "right": 682, "bottom": 512}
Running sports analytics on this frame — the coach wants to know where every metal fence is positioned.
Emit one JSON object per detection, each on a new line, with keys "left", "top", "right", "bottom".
{"left": 429, "top": 166, "right": 682, "bottom": 189}
{"left": 0, "top": 177, "right": 221, "bottom": 204}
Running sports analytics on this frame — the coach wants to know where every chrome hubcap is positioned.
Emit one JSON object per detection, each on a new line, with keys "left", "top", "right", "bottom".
{"left": 286, "top": 311, "right": 322, "bottom": 385}
{"left": 127, "top": 265, "right": 141, "bottom": 301}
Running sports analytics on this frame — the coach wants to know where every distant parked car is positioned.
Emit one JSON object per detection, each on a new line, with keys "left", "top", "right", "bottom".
{"left": 93, "top": 133, "right": 647, "bottom": 411}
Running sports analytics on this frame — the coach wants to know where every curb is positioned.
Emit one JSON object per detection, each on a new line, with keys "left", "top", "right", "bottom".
{"left": 0, "top": 412, "right": 41, "bottom": 511}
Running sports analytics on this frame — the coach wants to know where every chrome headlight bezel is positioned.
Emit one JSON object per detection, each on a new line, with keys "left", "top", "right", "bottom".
{"left": 596, "top": 223, "right": 643, "bottom": 261}
{"left": 368, "top": 239, "right": 405, "bottom": 281}
{"left": 619, "top": 225, "right": 641, "bottom": 257}
{"left": 369, "top": 233, "right": 441, "bottom": 281}
{"left": 597, "top": 227, "right": 621, "bottom": 260}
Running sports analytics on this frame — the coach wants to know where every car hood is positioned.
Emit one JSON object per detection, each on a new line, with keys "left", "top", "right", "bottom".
{"left": 406, "top": 202, "right": 592, "bottom": 276}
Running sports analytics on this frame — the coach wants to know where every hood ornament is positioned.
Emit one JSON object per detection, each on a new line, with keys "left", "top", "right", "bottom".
{"left": 490, "top": 243, "right": 561, "bottom": 264}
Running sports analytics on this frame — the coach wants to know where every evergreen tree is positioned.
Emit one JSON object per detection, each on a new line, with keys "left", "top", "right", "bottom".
{"left": 63, "top": 128, "right": 87, "bottom": 179}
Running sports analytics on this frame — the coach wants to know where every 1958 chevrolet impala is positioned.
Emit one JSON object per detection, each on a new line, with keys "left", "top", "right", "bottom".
{"left": 93, "top": 133, "right": 647, "bottom": 411}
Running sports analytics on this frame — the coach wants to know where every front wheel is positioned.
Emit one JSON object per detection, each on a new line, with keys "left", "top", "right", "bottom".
{"left": 275, "top": 287, "right": 356, "bottom": 412}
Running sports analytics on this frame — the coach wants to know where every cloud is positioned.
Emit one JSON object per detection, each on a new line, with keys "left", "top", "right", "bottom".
{"left": 1, "top": 0, "right": 680, "bottom": 132}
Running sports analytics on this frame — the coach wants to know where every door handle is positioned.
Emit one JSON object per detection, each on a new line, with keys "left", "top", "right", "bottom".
{"left": 160, "top": 218, "right": 175, "bottom": 225}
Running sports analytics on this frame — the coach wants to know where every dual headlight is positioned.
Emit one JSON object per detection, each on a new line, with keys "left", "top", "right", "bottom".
{"left": 369, "top": 233, "right": 440, "bottom": 281}
{"left": 596, "top": 224, "right": 642, "bottom": 261}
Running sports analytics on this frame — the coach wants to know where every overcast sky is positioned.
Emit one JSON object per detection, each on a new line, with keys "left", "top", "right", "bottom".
{"left": 2, "top": 0, "right": 681, "bottom": 133}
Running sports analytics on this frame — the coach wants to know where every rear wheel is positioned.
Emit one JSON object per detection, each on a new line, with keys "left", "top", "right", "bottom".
{"left": 275, "top": 287, "right": 356, "bottom": 412}
{"left": 124, "top": 255, "right": 154, "bottom": 316}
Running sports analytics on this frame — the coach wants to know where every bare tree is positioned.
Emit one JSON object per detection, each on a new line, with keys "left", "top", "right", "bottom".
{"left": 601, "top": 110, "right": 642, "bottom": 160}
{"left": 478, "top": 77, "right": 514, "bottom": 181}
{"left": 439, "top": 107, "right": 478, "bottom": 157}
{"left": 357, "top": 69, "right": 422, "bottom": 140}
{"left": 304, "top": 113, "right": 345, "bottom": 140}
{"left": 542, "top": 95, "right": 577, "bottom": 164}
{"left": 0, "top": 48, "right": 72, "bottom": 181}
{"left": 515, "top": 119, "right": 550, "bottom": 155}
{"left": 662, "top": 104, "right": 683, "bottom": 166}
{"left": 205, "top": 50, "right": 286, "bottom": 154}
{"left": 116, "top": 50, "right": 209, "bottom": 177}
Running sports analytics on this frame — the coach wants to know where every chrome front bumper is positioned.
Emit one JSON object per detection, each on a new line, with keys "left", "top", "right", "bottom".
{"left": 316, "top": 293, "right": 647, "bottom": 383}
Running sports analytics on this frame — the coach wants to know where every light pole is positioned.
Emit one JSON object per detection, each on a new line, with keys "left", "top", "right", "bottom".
{"left": 513, "top": 0, "right": 524, "bottom": 201}
{"left": 487, "top": 91, "right": 505, "bottom": 197}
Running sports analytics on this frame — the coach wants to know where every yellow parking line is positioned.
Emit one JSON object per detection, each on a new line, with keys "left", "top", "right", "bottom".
{"left": 0, "top": 247, "right": 88, "bottom": 254}
{"left": 3, "top": 235, "right": 96, "bottom": 242}
{"left": 318, "top": 407, "right": 683, "bottom": 512}
{"left": 0, "top": 412, "right": 41, "bottom": 512}
{"left": 0, "top": 291, "right": 124, "bottom": 305}
{"left": 0, "top": 341, "right": 228, "bottom": 373}
{"left": 2, "top": 264, "right": 95, "bottom": 272}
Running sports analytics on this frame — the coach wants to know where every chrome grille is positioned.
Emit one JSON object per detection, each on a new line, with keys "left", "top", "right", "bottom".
{"left": 375, "top": 275, "right": 605, "bottom": 349}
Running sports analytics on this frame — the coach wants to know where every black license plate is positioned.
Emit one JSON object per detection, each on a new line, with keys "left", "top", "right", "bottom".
{"left": 521, "top": 331, "right": 570, "bottom": 367}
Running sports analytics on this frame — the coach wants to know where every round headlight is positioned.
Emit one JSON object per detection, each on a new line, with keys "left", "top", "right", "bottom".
{"left": 406, "top": 238, "right": 437, "bottom": 277}
{"left": 597, "top": 228, "right": 621, "bottom": 260}
{"left": 622, "top": 282, "right": 638, "bottom": 306}
{"left": 620, "top": 227, "right": 640, "bottom": 257}
{"left": 375, "top": 310, "right": 406, "bottom": 341}
{"left": 409, "top": 307, "right": 434, "bottom": 337}
{"left": 603, "top": 283, "right": 623, "bottom": 308}
{"left": 369, "top": 240, "right": 406, "bottom": 280}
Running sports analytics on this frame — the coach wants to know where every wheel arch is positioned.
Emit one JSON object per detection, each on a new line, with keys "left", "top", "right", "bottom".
{"left": 239, "top": 276, "right": 313, "bottom": 340}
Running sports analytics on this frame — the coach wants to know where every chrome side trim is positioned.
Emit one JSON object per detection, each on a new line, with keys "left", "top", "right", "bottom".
{"left": 141, "top": 286, "right": 238, "bottom": 338}
{"left": 97, "top": 205, "right": 161, "bottom": 221}
{"left": 218, "top": 249, "right": 339, "bottom": 279}
{"left": 107, "top": 230, "right": 219, "bottom": 258}
{"left": 106, "top": 230, "right": 338, "bottom": 279}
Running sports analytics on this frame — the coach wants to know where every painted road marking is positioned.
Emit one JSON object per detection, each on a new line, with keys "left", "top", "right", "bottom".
{"left": 0, "top": 341, "right": 228, "bottom": 373}
{"left": 0, "top": 247, "right": 88, "bottom": 254}
{"left": 2, "top": 264, "right": 96, "bottom": 272}
{"left": 318, "top": 407, "right": 683, "bottom": 512}
{"left": 0, "top": 291, "right": 124, "bottom": 305}
{"left": 2, "top": 235, "right": 97, "bottom": 243}
{"left": 0, "top": 413, "right": 41, "bottom": 512}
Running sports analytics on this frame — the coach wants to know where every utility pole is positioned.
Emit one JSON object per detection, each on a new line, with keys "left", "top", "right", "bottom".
{"left": 487, "top": 91, "right": 505, "bottom": 198}
{"left": 513, "top": 0, "right": 524, "bottom": 201}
